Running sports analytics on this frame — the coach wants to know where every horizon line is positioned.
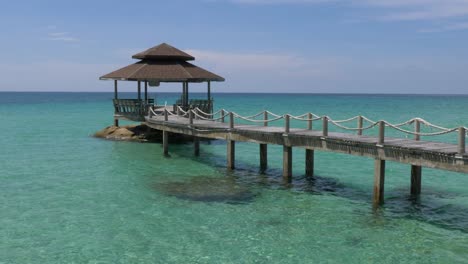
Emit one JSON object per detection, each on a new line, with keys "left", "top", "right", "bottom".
{"left": 1, "top": 91, "right": 468, "bottom": 96}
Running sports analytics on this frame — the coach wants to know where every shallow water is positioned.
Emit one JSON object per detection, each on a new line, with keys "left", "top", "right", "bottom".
{"left": 1, "top": 92, "right": 468, "bottom": 263}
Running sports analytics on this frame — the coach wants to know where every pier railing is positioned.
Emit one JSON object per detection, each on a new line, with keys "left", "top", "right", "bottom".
{"left": 113, "top": 99, "right": 154, "bottom": 121}
{"left": 174, "top": 99, "right": 213, "bottom": 114}
{"left": 148, "top": 106, "right": 468, "bottom": 155}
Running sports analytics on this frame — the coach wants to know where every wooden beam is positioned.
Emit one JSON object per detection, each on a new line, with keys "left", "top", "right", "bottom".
{"left": 411, "top": 165, "right": 422, "bottom": 195}
{"left": 114, "top": 118, "right": 119, "bottom": 127}
{"left": 227, "top": 140, "right": 235, "bottom": 169}
{"left": 305, "top": 149, "right": 314, "bottom": 177}
{"left": 207, "top": 81, "right": 211, "bottom": 101}
{"left": 373, "top": 159, "right": 385, "bottom": 206}
{"left": 283, "top": 146, "right": 292, "bottom": 178}
{"left": 260, "top": 144, "right": 267, "bottom": 171}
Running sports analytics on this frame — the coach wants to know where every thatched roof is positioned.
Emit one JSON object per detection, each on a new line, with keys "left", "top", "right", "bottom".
{"left": 100, "top": 60, "right": 225, "bottom": 82}
{"left": 132, "top": 43, "right": 195, "bottom": 61}
{"left": 100, "top": 43, "right": 224, "bottom": 82}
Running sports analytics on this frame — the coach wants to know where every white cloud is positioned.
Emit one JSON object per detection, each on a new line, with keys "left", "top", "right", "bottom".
{"left": 226, "top": 0, "right": 468, "bottom": 26}
{"left": 419, "top": 21, "right": 468, "bottom": 32}
{"left": 47, "top": 32, "right": 79, "bottom": 42}
{"left": 185, "top": 49, "right": 340, "bottom": 78}
{"left": 228, "top": 0, "right": 333, "bottom": 3}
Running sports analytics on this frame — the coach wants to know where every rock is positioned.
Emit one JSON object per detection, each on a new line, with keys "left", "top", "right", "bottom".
{"left": 94, "top": 123, "right": 196, "bottom": 143}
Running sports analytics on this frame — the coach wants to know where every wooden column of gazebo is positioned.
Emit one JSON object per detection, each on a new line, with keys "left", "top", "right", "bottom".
{"left": 100, "top": 43, "right": 224, "bottom": 126}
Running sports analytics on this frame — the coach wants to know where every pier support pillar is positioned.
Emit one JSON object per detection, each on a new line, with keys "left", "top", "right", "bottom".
{"left": 114, "top": 119, "right": 119, "bottom": 127}
{"left": 410, "top": 165, "right": 422, "bottom": 195}
{"left": 283, "top": 146, "right": 292, "bottom": 178}
{"left": 227, "top": 140, "right": 235, "bottom": 170}
{"left": 305, "top": 149, "right": 314, "bottom": 177}
{"left": 373, "top": 159, "right": 386, "bottom": 206}
{"left": 194, "top": 137, "right": 200, "bottom": 156}
{"left": 260, "top": 144, "right": 268, "bottom": 172}
{"left": 163, "top": 130, "right": 169, "bottom": 156}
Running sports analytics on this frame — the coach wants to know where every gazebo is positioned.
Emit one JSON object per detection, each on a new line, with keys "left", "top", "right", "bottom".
{"left": 100, "top": 43, "right": 225, "bottom": 126}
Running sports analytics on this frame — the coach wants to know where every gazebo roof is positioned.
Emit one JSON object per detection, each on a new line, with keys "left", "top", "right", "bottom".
{"left": 100, "top": 60, "right": 225, "bottom": 82}
{"left": 100, "top": 43, "right": 224, "bottom": 82}
{"left": 132, "top": 43, "right": 195, "bottom": 61}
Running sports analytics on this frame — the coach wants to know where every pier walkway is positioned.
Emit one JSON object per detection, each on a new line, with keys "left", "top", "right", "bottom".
{"left": 145, "top": 107, "right": 468, "bottom": 206}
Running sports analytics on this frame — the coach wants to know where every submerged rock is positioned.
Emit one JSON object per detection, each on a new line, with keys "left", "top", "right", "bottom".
{"left": 94, "top": 124, "right": 193, "bottom": 143}
{"left": 155, "top": 177, "right": 257, "bottom": 204}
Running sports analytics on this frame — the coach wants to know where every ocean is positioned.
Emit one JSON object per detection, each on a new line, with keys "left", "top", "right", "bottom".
{"left": 1, "top": 92, "right": 468, "bottom": 263}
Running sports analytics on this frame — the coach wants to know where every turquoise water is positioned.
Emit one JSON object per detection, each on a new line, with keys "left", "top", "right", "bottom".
{"left": 1, "top": 92, "right": 468, "bottom": 263}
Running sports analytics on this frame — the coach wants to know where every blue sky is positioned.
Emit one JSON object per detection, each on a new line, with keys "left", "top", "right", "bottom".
{"left": 1, "top": 0, "right": 468, "bottom": 93}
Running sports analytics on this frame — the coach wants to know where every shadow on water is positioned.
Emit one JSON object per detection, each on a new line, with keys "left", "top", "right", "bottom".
{"left": 149, "top": 140, "right": 468, "bottom": 233}
{"left": 153, "top": 176, "right": 257, "bottom": 204}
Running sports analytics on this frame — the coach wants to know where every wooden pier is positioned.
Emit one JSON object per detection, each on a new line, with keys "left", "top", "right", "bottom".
{"left": 145, "top": 107, "right": 468, "bottom": 207}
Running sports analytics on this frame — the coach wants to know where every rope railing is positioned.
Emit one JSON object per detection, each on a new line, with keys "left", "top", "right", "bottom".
{"left": 146, "top": 108, "right": 467, "bottom": 155}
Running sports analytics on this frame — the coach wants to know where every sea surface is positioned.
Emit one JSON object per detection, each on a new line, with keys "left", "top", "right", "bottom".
{"left": 1, "top": 92, "right": 468, "bottom": 263}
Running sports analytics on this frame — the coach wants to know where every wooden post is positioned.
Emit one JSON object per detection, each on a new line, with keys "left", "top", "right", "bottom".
{"left": 307, "top": 113, "right": 313, "bottom": 130}
{"left": 357, "top": 115, "right": 363, "bottom": 136}
{"left": 414, "top": 119, "right": 420, "bottom": 141}
{"left": 185, "top": 82, "right": 189, "bottom": 106}
{"left": 137, "top": 81, "right": 141, "bottom": 100}
{"left": 285, "top": 114, "right": 290, "bottom": 133}
{"left": 221, "top": 109, "right": 225, "bottom": 123}
{"left": 263, "top": 111, "right": 268, "bottom": 127}
{"left": 148, "top": 107, "right": 153, "bottom": 118}
{"left": 458, "top": 127, "right": 466, "bottom": 155}
{"left": 189, "top": 110, "right": 193, "bottom": 125}
{"left": 229, "top": 112, "right": 234, "bottom": 129}
{"left": 194, "top": 108, "right": 199, "bottom": 120}
{"left": 163, "top": 130, "right": 169, "bottom": 155}
{"left": 260, "top": 144, "right": 267, "bottom": 171}
{"left": 181, "top": 82, "right": 186, "bottom": 107}
{"left": 305, "top": 149, "right": 314, "bottom": 177}
{"left": 410, "top": 165, "right": 422, "bottom": 195}
{"left": 411, "top": 119, "right": 422, "bottom": 195}
{"left": 373, "top": 159, "right": 385, "bottom": 206}
{"left": 227, "top": 140, "right": 235, "bottom": 169}
{"left": 305, "top": 149, "right": 314, "bottom": 176}
{"left": 114, "top": 119, "right": 119, "bottom": 127}
{"left": 378, "top": 121, "right": 385, "bottom": 145}
{"left": 283, "top": 146, "right": 292, "bottom": 178}
{"left": 114, "top": 80, "right": 118, "bottom": 99}
{"left": 194, "top": 137, "right": 200, "bottom": 156}
{"left": 144, "top": 81, "right": 148, "bottom": 102}
{"left": 164, "top": 109, "right": 168, "bottom": 121}
{"left": 177, "top": 107, "right": 180, "bottom": 116}
{"left": 322, "top": 116, "right": 328, "bottom": 136}
{"left": 207, "top": 81, "right": 211, "bottom": 101}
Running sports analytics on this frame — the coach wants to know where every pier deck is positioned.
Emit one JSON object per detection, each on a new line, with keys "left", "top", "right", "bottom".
{"left": 144, "top": 109, "right": 468, "bottom": 206}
